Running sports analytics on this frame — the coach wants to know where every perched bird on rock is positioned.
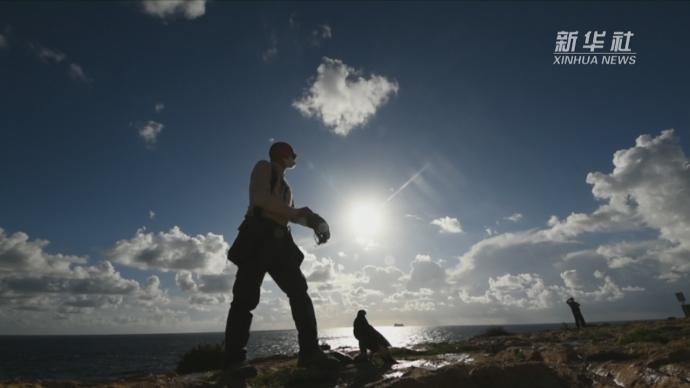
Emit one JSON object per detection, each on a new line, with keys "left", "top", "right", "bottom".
{"left": 353, "top": 310, "right": 396, "bottom": 364}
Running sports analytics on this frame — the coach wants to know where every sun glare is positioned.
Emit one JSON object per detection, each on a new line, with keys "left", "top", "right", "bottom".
{"left": 347, "top": 200, "right": 386, "bottom": 238}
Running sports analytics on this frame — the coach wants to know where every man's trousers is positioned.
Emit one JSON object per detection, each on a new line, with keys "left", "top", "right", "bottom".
{"left": 224, "top": 223, "right": 318, "bottom": 363}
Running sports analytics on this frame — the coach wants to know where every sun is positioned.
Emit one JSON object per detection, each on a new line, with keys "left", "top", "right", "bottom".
{"left": 346, "top": 199, "right": 386, "bottom": 239}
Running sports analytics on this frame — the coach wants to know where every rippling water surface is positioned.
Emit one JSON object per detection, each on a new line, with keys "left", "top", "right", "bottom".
{"left": 0, "top": 324, "right": 562, "bottom": 381}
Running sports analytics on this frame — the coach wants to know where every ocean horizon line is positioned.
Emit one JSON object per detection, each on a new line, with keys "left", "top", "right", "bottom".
{"left": 0, "top": 318, "right": 653, "bottom": 337}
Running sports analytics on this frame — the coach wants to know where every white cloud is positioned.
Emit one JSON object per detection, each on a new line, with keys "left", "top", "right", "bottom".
{"left": 106, "top": 226, "right": 229, "bottom": 274}
{"left": 384, "top": 288, "right": 437, "bottom": 312}
{"left": 622, "top": 285, "right": 645, "bottom": 292}
{"left": 175, "top": 270, "right": 197, "bottom": 292}
{"left": 453, "top": 129, "right": 690, "bottom": 284}
{"left": 149, "top": 210, "right": 156, "bottom": 220}
{"left": 310, "top": 24, "right": 332, "bottom": 47}
{"left": 446, "top": 129, "right": 688, "bottom": 323}
{"left": 306, "top": 257, "right": 334, "bottom": 282}
{"left": 0, "top": 260, "right": 139, "bottom": 296}
{"left": 196, "top": 273, "right": 233, "bottom": 293}
{"left": 0, "top": 226, "right": 240, "bottom": 333}
{"left": 0, "top": 34, "right": 7, "bottom": 49}
{"left": 407, "top": 254, "right": 446, "bottom": 290}
{"left": 454, "top": 254, "right": 475, "bottom": 275}
{"left": 141, "top": 0, "right": 206, "bottom": 20}
{"left": 448, "top": 227, "right": 577, "bottom": 285}
{"left": 67, "top": 63, "right": 91, "bottom": 83}
{"left": 292, "top": 57, "right": 399, "bottom": 136}
{"left": 544, "top": 204, "right": 641, "bottom": 240}
{"left": 30, "top": 43, "right": 65, "bottom": 64}
{"left": 484, "top": 273, "right": 558, "bottom": 309}
{"left": 585, "top": 129, "right": 690, "bottom": 279}
{"left": 137, "top": 120, "right": 164, "bottom": 146}
{"left": 560, "top": 269, "right": 582, "bottom": 289}
{"left": 562, "top": 269, "right": 644, "bottom": 302}
{"left": 262, "top": 32, "right": 278, "bottom": 63}
{"left": 458, "top": 271, "right": 641, "bottom": 310}
{"left": 288, "top": 12, "right": 298, "bottom": 29}
{"left": 173, "top": 269, "right": 235, "bottom": 306}
{"left": 0, "top": 228, "right": 87, "bottom": 274}
{"left": 594, "top": 240, "right": 665, "bottom": 269}
{"left": 430, "top": 216, "right": 463, "bottom": 234}
{"left": 137, "top": 275, "right": 169, "bottom": 306}
{"left": 0, "top": 227, "right": 151, "bottom": 317}
{"left": 262, "top": 46, "right": 278, "bottom": 62}
{"left": 59, "top": 295, "right": 123, "bottom": 312}
{"left": 154, "top": 102, "right": 165, "bottom": 112}
{"left": 356, "top": 264, "right": 405, "bottom": 294}
{"left": 26, "top": 43, "right": 92, "bottom": 83}
{"left": 257, "top": 247, "right": 400, "bottom": 325}
{"left": 504, "top": 213, "right": 523, "bottom": 222}
{"left": 545, "top": 130, "right": 690, "bottom": 250}
{"left": 189, "top": 293, "right": 227, "bottom": 306}
{"left": 3, "top": 128, "right": 686, "bottom": 330}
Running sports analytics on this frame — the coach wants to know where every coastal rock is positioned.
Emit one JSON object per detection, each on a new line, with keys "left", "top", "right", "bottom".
{"left": 541, "top": 344, "right": 580, "bottom": 366}
{"left": 4, "top": 319, "right": 690, "bottom": 387}
{"left": 372, "top": 363, "right": 573, "bottom": 388}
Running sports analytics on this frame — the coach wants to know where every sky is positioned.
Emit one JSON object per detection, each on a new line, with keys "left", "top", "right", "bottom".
{"left": 1, "top": 1, "right": 689, "bottom": 335}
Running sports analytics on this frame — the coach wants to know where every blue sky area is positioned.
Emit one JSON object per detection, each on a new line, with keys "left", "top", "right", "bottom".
{"left": 0, "top": 1, "right": 689, "bottom": 334}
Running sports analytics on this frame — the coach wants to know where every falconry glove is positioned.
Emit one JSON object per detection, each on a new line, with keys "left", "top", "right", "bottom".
{"left": 306, "top": 213, "right": 330, "bottom": 244}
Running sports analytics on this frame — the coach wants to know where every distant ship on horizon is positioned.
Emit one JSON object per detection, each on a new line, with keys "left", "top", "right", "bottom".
{"left": 393, "top": 323, "right": 404, "bottom": 327}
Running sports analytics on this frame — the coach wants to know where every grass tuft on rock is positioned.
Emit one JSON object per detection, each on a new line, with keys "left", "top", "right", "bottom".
{"left": 249, "top": 366, "right": 295, "bottom": 387}
{"left": 478, "top": 326, "right": 513, "bottom": 337}
{"left": 176, "top": 343, "right": 224, "bottom": 374}
{"left": 401, "top": 342, "right": 480, "bottom": 356}
{"left": 618, "top": 328, "right": 669, "bottom": 345}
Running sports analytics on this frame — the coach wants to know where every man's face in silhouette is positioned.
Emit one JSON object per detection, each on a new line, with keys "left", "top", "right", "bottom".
{"left": 284, "top": 154, "right": 297, "bottom": 169}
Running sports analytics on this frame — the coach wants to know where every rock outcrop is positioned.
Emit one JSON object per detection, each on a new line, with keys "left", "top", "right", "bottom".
{"left": 3, "top": 319, "right": 690, "bottom": 387}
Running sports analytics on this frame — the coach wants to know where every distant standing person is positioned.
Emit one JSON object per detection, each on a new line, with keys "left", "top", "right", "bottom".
{"left": 566, "top": 297, "right": 586, "bottom": 329}
{"left": 224, "top": 141, "right": 337, "bottom": 376}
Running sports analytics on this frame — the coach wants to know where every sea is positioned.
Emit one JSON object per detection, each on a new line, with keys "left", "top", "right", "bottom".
{"left": 0, "top": 323, "right": 564, "bottom": 381}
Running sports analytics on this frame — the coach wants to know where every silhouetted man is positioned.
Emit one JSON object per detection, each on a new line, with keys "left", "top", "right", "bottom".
{"left": 224, "top": 141, "right": 338, "bottom": 376}
{"left": 353, "top": 310, "right": 395, "bottom": 364}
{"left": 566, "top": 297, "right": 586, "bottom": 329}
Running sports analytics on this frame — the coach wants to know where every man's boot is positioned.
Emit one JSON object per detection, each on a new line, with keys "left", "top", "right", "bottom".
{"left": 222, "top": 352, "right": 258, "bottom": 379}
{"left": 297, "top": 348, "right": 342, "bottom": 370}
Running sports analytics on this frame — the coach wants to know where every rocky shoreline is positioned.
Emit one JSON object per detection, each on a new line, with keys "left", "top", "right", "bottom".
{"left": 2, "top": 319, "right": 689, "bottom": 387}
